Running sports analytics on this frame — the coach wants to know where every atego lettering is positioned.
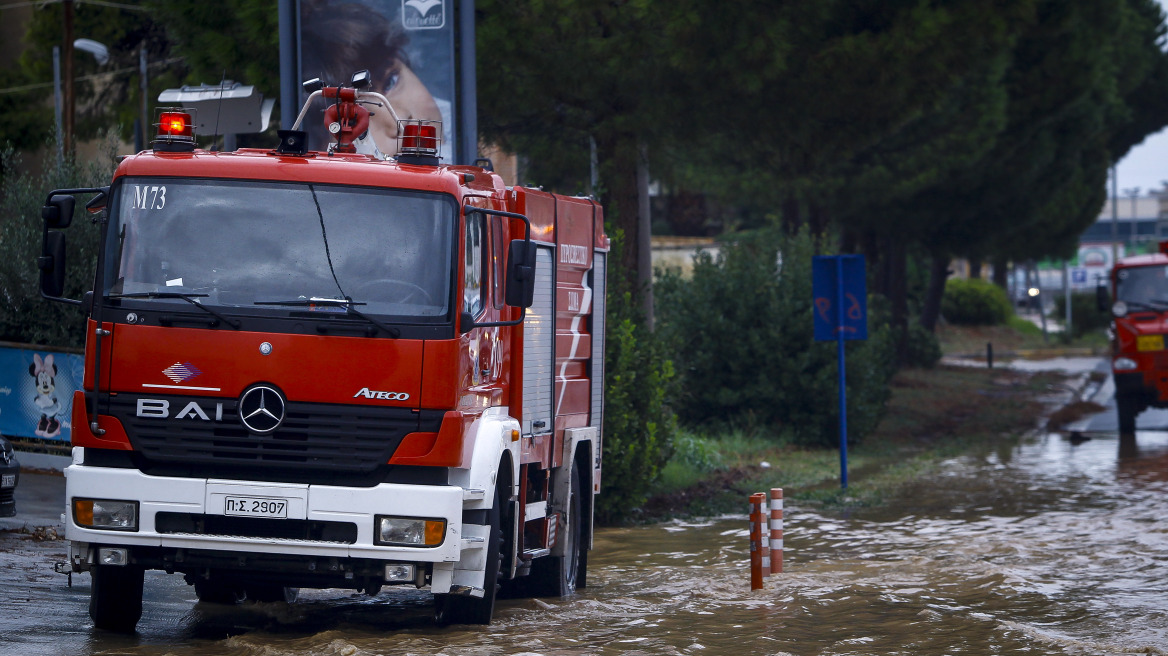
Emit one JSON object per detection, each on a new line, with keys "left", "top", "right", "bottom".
{"left": 353, "top": 388, "right": 410, "bottom": 401}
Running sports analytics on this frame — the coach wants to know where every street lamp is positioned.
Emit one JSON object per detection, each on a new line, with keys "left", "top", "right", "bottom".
{"left": 73, "top": 38, "right": 109, "bottom": 65}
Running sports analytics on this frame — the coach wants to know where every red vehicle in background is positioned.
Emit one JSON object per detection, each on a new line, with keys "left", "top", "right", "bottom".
{"left": 37, "top": 71, "right": 608, "bottom": 631}
{"left": 1100, "top": 240, "right": 1168, "bottom": 433}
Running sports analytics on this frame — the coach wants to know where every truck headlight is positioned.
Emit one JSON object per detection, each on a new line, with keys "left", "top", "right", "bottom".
{"left": 375, "top": 516, "right": 445, "bottom": 546}
{"left": 73, "top": 498, "right": 138, "bottom": 531}
{"left": 1114, "top": 357, "right": 1138, "bottom": 371}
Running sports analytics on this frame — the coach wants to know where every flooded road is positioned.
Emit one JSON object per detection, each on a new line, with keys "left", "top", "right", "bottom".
{"left": 2, "top": 429, "right": 1166, "bottom": 654}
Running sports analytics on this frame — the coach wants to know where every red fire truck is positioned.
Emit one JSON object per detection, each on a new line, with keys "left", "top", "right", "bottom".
{"left": 37, "top": 73, "right": 608, "bottom": 631}
{"left": 1101, "top": 241, "right": 1168, "bottom": 433}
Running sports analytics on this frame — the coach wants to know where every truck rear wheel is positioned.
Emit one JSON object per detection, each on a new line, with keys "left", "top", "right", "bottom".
{"left": 435, "top": 491, "right": 503, "bottom": 625}
{"left": 89, "top": 564, "right": 144, "bottom": 632}
{"left": 526, "top": 471, "right": 582, "bottom": 597}
{"left": 1117, "top": 395, "right": 1141, "bottom": 434}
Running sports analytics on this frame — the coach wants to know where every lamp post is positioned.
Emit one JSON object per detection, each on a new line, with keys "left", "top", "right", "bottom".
{"left": 1125, "top": 187, "right": 1141, "bottom": 251}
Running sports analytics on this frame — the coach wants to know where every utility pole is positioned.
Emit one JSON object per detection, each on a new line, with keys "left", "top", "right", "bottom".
{"left": 62, "top": 0, "right": 74, "bottom": 155}
{"left": 1112, "top": 166, "right": 1119, "bottom": 266}
{"left": 1125, "top": 187, "right": 1141, "bottom": 248}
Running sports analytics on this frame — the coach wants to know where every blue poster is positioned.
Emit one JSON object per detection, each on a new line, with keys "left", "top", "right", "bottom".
{"left": 0, "top": 345, "right": 83, "bottom": 443}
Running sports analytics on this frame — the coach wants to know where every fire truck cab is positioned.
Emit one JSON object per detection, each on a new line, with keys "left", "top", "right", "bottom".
{"left": 38, "top": 74, "right": 608, "bottom": 631}
{"left": 1101, "top": 240, "right": 1168, "bottom": 433}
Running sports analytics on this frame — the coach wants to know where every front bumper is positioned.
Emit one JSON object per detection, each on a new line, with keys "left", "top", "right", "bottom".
{"left": 64, "top": 463, "right": 487, "bottom": 593}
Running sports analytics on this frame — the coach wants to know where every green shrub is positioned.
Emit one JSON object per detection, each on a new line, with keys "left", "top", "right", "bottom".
{"left": 940, "top": 277, "right": 1012, "bottom": 326}
{"left": 596, "top": 233, "right": 679, "bottom": 523}
{"left": 1050, "top": 291, "right": 1109, "bottom": 339}
{"left": 902, "top": 322, "right": 942, "bottom": 368}
{"left": 656, "top": 228, "right": 896, "bottom": 448}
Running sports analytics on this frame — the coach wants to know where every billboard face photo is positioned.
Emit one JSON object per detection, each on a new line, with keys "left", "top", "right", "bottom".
{"left": 299, "top": 0, "right": 456, "bottom": 161}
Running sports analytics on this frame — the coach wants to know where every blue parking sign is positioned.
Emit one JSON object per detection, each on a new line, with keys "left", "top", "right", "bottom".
{"left": 812, "top": 255, "right": 867, "bottom": 342}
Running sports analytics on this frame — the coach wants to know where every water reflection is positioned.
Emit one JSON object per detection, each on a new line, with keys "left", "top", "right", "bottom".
{"left": 4, "top": 430, "right": 1167, "bottom": 655}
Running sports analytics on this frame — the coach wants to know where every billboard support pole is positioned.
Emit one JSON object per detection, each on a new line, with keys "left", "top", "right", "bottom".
{"left": 278, "top": 0, "right": 298, "bottom": 130}
{"left": 458, "top": 0, "right": 477, "bottom": 164}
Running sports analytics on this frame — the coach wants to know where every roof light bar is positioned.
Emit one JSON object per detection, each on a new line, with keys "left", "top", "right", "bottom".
{"left": 153, "top": 108, "right": 196, "bottom": 152}
{"left": 397, "top": 120, "right": 441, "bottom": 163}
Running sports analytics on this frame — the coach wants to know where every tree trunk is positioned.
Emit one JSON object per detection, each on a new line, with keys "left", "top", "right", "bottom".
{"left": 991, "top": 254, "right": 1009, "bottom": 289}
{"left": 887, "top": 236, "right": 908, "bottom": 360}
{"left": 636, "top": 142, "right": 653, "bottom": 330}
{"left": 781, "top": 196, "right": 801, "bottom": 234}
{"left": 968, "top": 258, "right": 982, "bottom": 279}
{"left": 596, "top": 130, "right": 652, "bottom": 326}
{"left": 920, "top": 251, "right": 951, "bottom": 333}
{"left": 809, "top": 202, "right": 829, "bottom": 240}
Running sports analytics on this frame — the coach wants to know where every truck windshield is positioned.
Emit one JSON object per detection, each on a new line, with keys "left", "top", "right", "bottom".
{"left": 103, "top": 178, "right": 455, "bottom": 319}
{"left": 1116, "top": 265, "right": 1168, "bottom": 306}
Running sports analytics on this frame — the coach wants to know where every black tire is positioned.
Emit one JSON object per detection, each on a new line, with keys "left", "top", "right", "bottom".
{"left": 1117, "top": 395, "right": 1141, "bottom": 434}
{"left": 526, "top": 471, "right": 582, "bottom": 597}
{"left": 193, "top": 577, "right": 246, "bottom": 604}
{"left": 435, "top": 491, "right": 503, "bottom": 625}
{"left": 89, "top": 564, "right": 144, "bottom": 632}
{"left": 244, "top": 583, "right": 299, "bottom": 603}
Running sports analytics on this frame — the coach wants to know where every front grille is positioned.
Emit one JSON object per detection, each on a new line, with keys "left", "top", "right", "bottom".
{"left": 0, "top": 488, "right": 13, "bottom": 505}
{"left": 107, "top": 393, "right": 442, "bottom": 481}
{"left": 156, "top": 512, "right": 357, "bottom": 544}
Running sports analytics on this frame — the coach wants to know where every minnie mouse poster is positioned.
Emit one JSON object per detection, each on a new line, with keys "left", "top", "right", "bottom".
{"left": 29, "top": 353, "right": 62, "bottom": 438}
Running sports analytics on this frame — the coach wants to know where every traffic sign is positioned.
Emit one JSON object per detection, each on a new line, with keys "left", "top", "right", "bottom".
{"left": 812, "top": 255, "right": 867, "bottom": 342}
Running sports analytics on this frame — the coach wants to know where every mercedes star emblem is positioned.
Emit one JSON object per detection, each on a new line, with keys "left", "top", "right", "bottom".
{"left": 238, "top": 385, "right": 285, "bottom": 434}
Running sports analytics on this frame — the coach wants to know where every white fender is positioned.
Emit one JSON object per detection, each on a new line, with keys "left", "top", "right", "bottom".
{"left": 446, "top": 407, "right": 520, "bottom": 593}
{"left": 448, "top": 406, "right": 520, "bottom": 511}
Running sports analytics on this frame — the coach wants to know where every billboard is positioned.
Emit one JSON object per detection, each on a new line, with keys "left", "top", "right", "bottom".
{"left": 0, "top": 345, "right": 83, "bottom": 444}
{"left": 298, "top": 0, "right": 456, "bottom": 161}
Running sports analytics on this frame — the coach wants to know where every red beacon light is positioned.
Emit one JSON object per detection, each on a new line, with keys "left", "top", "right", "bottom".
{"left": 153, "top": 109, "right": 196, "bottom": 152}
{"left": 397, "top": 119, "right": 441, "bottom": 165}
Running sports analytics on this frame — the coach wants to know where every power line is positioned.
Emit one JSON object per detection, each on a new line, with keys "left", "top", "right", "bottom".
{"left": 0, "top": 1, "right": 147, "bottom": 11}
{"left": 0, "top": 56, "right": 182, "bottom": 95}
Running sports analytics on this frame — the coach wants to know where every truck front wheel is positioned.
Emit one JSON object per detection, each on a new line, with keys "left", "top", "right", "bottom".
{"left": 89, "top": 564, "right": 144, "bottom": 632}
{"left": 1117, "top": 395, "right": 1142, "bottom": 434}
{"left": 435, "top": 491, "right": 503, "bottom": 625}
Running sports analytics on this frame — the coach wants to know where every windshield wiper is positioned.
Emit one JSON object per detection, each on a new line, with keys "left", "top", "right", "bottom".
{"left": 253, "top": 298, "right": 401, "bottom": 338}
{"left": 1123, "top": 299, "right": 1168, "bottom": 312}
{"left": 108, "top": 292, "right": 241, "bottom": 329}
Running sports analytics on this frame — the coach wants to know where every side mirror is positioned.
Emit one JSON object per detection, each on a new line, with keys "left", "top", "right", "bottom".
{"left": 39, "top": 230, "right": 68, "bottom": 298}
{"left": 505, "top": 239, "right": 537, "bottom": 308}
{"left": 1096, "top": 281, "right": 1111, "bottom": 313}
{"left": 41, "top": 194, "right": 75, "bottom": 229}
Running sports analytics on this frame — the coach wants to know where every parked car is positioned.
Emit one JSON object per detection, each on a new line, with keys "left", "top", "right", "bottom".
{"left": 0, "top": 436, "right": 19, "bottom": 517}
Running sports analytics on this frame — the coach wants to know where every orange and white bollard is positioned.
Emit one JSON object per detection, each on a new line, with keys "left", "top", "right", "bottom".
{"left": 749, "top": 492, "right": 765, "bottom": 590}
{"left": 769, "top": 488, "right": 783, "bottom": 574}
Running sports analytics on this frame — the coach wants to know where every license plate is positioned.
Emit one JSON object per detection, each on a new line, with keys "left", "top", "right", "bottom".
{"left": 224, "top": 496, "right": 288, "bottom": 519}
{"left": 1, "top": 474, "right": 14, "bottom": 488}
{"left": 1138, "top": 335, "right": 1165, "bottom": 352}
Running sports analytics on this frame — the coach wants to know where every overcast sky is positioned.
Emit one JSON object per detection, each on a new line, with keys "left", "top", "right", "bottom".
{"left": 1114, "top": 0, "right": 1168, "bottom": 195}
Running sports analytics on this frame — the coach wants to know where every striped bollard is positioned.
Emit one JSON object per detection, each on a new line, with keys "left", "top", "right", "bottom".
{"left": 770, "top": 488, "right": 783, "bottom": 574}
{"left": 749, "top": 493, "right": 765, "bottom": 590}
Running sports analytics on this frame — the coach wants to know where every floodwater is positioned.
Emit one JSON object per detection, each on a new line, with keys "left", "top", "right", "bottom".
{"left": 2, "top": 430, "right": 1166, "bottom": 655}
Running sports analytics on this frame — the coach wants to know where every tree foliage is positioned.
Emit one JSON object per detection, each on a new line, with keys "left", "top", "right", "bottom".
{"left": 656, "top": 229, "right": 897, "bottom": 447}
{"left": 0, "top": 139, "right": 116, "bottom": 347}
